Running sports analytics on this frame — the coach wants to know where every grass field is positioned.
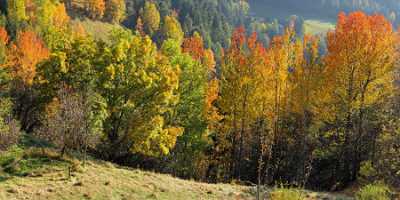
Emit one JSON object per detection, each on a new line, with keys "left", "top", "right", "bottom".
{"left": 304, "top": 19, "right": 335, "bottom": 35}
{"left": 71, "top": 19, "right": 125, "bottom": 42}
{"left": 249, "top": 1, "right": 336, "bottom": 36}
{"left": 0, "top": 147, "right": 355, "bottom": 200}
{"left": 0, "top": 147, "right": 254, "bottom": 200}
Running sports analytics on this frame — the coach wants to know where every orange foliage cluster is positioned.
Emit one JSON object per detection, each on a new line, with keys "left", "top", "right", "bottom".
{"left": 0, "top": 27, "right": 9, "bottom": 45}
{"left": 9, "top": 31, "right": 50, "bottom": 86}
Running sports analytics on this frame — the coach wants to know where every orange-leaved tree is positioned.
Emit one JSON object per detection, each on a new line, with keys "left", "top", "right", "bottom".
{"left": 324, "top": 11, "right": 397, "bottom": 183}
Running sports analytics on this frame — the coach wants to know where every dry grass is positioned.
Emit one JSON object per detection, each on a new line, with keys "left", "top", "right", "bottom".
{"left": 71, "top": 19, "right": 125, "bottom": 42}
{"left": 0, "top": 158, "right": 253, "bottom": 200}
{"left": 0, "top": 148, "right": 353, "bottom": 200}
{"left": 304, "top": 19, "right": 335, "bottom": 35}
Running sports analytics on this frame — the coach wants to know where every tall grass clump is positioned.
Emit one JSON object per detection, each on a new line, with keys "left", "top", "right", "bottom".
{"left": 356, "top": 183, "right": 391, "bottom": 200}
{"left": 270, "top": 187, "right": 304, "bottom": 200}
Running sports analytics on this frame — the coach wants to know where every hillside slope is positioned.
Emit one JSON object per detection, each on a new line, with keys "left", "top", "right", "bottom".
{"left": 0, "top": 155, "right": 252, "bottom": 200}
{"left": 0, "top": 148, "right": 353, "bottom": 200}
{"left": 249, "top": 0, "right": 400, "bottom": 22}
{"left": 249, "top": 0, "right": 400, "bottom": 35}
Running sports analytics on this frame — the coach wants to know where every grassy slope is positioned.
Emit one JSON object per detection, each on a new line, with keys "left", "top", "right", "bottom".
{"left": 71, "top": 19, "right": 125, "bottom": 42}
{"left": 0, "top": 148, "right": 354, "bottom": 200}
{"left": 304, "top": 20, "right": 335, "bottom": 35}
{"left": 0, "top": 147, "right": 253, "bottom": 200}
{"left": 249, "top": 1, "right": 336, "bottom": 35}
{"left": 0, "top": 161, "right": 254, "bottom": 200}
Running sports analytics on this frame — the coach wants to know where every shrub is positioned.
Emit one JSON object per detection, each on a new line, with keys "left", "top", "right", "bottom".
{"left": 356, "top": 183, "right": 391, "bottom": 200}
{"left": 270, "top": 187, "right": 304, "bottom": 200}
{"left": 358, "top": 161, "right": 378, "bottom": 185}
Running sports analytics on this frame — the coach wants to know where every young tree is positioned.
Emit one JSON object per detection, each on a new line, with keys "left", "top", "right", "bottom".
{"left": 38, "top": 86, "right": 105, "bottom": 157}
{"left": 135, "top": 17, "right": 145, "bottom": 36}
{"left": 217, "top": 27, "right": 268, "bottom": 181}
{"left": 140, "top": 2, "right": 160, "bottom": 36}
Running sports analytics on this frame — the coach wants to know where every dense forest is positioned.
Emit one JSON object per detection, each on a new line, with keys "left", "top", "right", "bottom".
{"left": 0, "top": 0, "right": 399, "bottom": 197}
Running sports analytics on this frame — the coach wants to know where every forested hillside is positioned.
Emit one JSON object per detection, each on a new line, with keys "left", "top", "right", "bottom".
{"left": 0, "top": 0, "right": 399, "bottom": 200}
{"left": 250, "top": 0, "right": 400, "bottom": 24}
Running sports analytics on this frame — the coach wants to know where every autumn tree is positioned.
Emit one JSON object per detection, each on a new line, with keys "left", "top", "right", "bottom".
{"left": 0, "top": 27, "right": 20, "bottom": 151}
{"left": 140, "top": 2, "right": 160, "bottom": 36}
{"left": 182, "top": 32, "right": 219, "bottom": 127}
{"left": 86, "top": 0, "right": 106, "bottom": 20}
{"left": 161, "top": 15, "right": 184, "bottom": 44}
{"left": 36, "top": 35, "right": 108, "bottom": 162}
{"left": 324, "top": 12, "right": 397, "bottom": 185}
{"left": 275, "top": 34, "right": 325, "bottom": 186}
{"left": 105, "top": 0, "right": 126, "bottom": 23}
{"left": 159, "top": 37, "right": 211, "bottom": 179}
{"left": 33, "top": 1, "right": 71, "bottom": 50}
{"left": 217, "top": 27, "right": 268, "bottom": 181}
{"left": 7, "top": 0, "right": 27, "bottom": 33}
{"left": 37, "top": 86, "right": 105, "bottom": 159}
{"left": 135, "top": 17, "right": 145, "bottom": 36}
{"left": 38, "top": 29, "right": 183, "bottom": 158}
{"left": 9, "top": 31, "right": 50, "bottom": 86}
{"left": 95, "top": 30, "right": 182, "bottom": 158}
{"left": 7, "top": 30, "right": 49, "bottom": 131}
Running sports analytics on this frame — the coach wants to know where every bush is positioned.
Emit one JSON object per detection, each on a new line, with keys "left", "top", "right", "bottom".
{"left": 356, "top": 183, "right": 391, "bottom": 200}
{"left": 358, "top": 161, "right": 378, "bottom": 184}
{"left": 270, "top": 187, "right": 304, "bottom": 200}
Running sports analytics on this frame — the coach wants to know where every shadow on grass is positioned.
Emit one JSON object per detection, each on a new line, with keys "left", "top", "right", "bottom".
{"left": 18, "top": 134, "right": 54, "bottom": 149}
{"left": 0, "top": 174, "right": 10, "bottom": 182}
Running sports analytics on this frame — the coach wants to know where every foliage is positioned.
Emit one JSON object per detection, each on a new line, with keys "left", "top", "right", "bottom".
{"left": 8, "top": 30, "right": 50, "bottom": 86}
{"left": 99, "top": 30, "right": 182, "bottom": 157}
{"left": 160, "top": 38, "right": 210, "bottom": 179}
